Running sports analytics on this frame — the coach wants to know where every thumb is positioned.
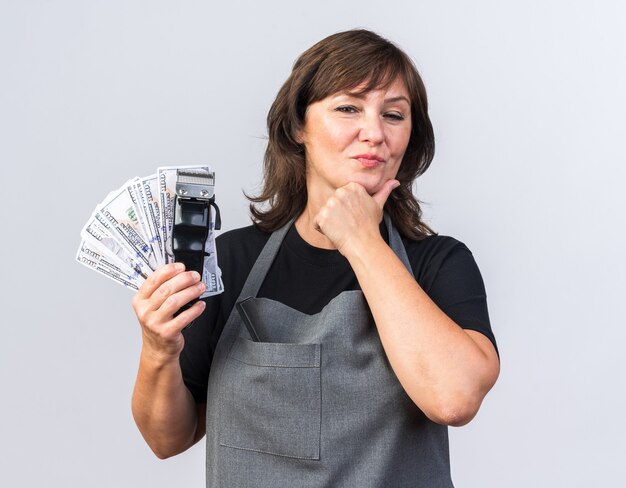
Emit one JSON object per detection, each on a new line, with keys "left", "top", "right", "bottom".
{"left": 372, "top": 179, "right": 400, "bottom": 209}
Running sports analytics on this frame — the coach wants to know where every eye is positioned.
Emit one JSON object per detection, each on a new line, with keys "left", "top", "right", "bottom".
{"left": 335, "top": 105, "right": 358, "bottom": 114}
{"left": 384, "top": 111, "right": 406, "bottom": 121}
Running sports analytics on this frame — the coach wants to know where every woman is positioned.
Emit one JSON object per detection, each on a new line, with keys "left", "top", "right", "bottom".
{"left": 132, "top": 29, "right": 499, "bottom": 487}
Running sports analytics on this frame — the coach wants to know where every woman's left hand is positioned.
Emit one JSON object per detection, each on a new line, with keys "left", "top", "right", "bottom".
{"left": 313, "top": 179, "right": 400, "bottom": 256}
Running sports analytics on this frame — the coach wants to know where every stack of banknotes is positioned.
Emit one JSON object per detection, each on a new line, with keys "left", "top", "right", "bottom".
{"left": 76, "top": 165, "right": 224, "bottom": 297}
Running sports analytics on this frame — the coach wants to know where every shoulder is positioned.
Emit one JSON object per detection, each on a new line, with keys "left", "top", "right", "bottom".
{"left": 215, "top": 224, "right": 271, "bottom": 308}
{"left": 216, "top": 224, "right": 271, "bottom": 272}
{"left": 401, "top": 234, "right": 482, "bottom": 293}
{"left": 402, "top": 234, "right": 472, "bottom": 273}
{"left": 402, "top": 234, "right": 469, "bottom": 259}
{"left": 216, "top": 224, "right": 271, "bottom": 258}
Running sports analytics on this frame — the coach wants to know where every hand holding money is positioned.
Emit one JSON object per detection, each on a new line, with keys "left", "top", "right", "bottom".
{"left": 132, "top": 263, "right": 207, "bottom": 359}
{"left": 76, "top": 165, "right": 224, "bottom": 298}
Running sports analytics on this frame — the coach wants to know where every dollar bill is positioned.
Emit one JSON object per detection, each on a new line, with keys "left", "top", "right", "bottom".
{"left": 137, "top": 175, "right": 164, "bottom": 265}
{"left": 96, "top": 182, "right": 159, "bottom": 271}
{"left": 128, "top": 178, "right": 165, "bottom": 268}
{"left": 199, "top": 233, "right": 224, "bottom": 297}
{"left": 81, "top": 212, "right": 150, "bottom": 278}
{"left": 199, "top": 204, "right": 223, "bottom": 297}
{"left": 76, "top": 240, "right": 145, "bottom": 290}
{"left": 158, "top": 166, "right": 177, "bottom": 264}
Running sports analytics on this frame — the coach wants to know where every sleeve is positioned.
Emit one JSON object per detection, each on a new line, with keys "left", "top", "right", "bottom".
{"left": 419, "top": 238, "right": 499, "bottom": 356}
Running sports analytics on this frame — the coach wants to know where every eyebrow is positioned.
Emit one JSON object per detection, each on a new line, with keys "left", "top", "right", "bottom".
{"left": 384, "top": 96, "right": 410, "bottom": 105}
{"left": 342, "top": 92, "right": 410, "bottom": 105}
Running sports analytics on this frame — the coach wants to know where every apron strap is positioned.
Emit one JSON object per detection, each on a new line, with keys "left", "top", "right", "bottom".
{"left": 384, "top": 213, "right": 415, "bottom": 279}
{"left": 236, "top": 218, "right": 294, "bottom": 301}
{"left": 205, "top": 219, "right": 294, "bottom": 411}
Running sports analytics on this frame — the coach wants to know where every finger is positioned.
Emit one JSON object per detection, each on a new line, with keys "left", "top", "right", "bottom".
{"left": 136, "top": 262, "right": 186, "bottom": 300}
{"left": 169, "top": 300, "right": 207, "bottom": 332}
{"left": 157, "top": 280, "right": 207, "bottom": 318}
{"left": 372, "top": 179, "right": 400, "bottom": 209}
{"left": 149, "top": 270, "right": 203, "bottom": 311}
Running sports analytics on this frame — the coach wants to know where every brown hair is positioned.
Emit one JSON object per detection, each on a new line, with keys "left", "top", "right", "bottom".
{"left": 248, "top": 29, "right": 436, "bottom": 240}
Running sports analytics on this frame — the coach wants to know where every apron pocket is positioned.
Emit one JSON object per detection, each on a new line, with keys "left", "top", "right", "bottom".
{"left": 219, "top": 337, "right": 321, "bottom": 460}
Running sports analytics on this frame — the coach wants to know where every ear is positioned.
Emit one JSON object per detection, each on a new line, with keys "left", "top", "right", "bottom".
{"left": 294, "top": 126, "right": 305, "bottom": 145}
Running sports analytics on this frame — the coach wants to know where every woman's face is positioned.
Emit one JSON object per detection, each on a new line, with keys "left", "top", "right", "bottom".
{"left": 299, "top": 78, "right": 412, "bottom": 197}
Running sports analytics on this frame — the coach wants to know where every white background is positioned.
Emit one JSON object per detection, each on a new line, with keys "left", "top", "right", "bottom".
{"left": 1, "top": 1, "right": 625, "bottom": 486}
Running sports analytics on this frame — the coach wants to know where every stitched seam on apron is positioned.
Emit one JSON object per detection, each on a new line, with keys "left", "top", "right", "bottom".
{"left": 228, "top": 356, "right": 320, "bottom": 368}
{"left": 218, "top": 442, "right": 320, "bottom": 460}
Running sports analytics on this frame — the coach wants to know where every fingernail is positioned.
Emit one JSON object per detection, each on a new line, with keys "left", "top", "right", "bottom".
{"left": 197, "top": 281, "right": 206, "bottom": 291}
{"left": 174, "top": 263, "right": 185, "bottom": 271}
{"left": 192, "top": 271, "right": 201, "bottom": 280}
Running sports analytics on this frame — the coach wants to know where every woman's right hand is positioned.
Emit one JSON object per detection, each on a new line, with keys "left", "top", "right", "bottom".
{"left": 131, "top": 262, "right": 207, "bottom": 458}
{"left": 132, "top": 263, "right": 206, "bottom": 362}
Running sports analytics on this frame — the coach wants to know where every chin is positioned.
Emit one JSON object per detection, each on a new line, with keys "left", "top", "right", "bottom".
{"left": 345, "top": 177, "right": 386, "bottom": 195}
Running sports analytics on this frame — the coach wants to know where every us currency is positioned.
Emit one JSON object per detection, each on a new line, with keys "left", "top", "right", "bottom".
{"left": 200, "top": 236, "right": 224, "bottom": 298}
{"left": 81, "top": 216, "right": 149, "bottom": 280}
{"left": 76, "top": 240, "right": 145, "bottom": 290}
{"left": 127, "top": 178, "right": 165, "bottom": 267}
{"left": 97, "top": 182, "right": 159, "bottom": 271}
{"left": 136, "top": 175, "right": 165, "bottom": 265}
{"left": 125, "top": 178, "right": 157, "bottom": 265}
{"left": 199, "top": 204, "right": 223, "bottom": 297}
{"left": 157, "top": 166, "right": 177, "bottom": 264}
{"left": 78, "top": 166, "right": 224, "bottom": 297}
{"left": 158, "top": 165, "right": 193, "bottom": 264}
{"left": 81, "top": 213, "right": 150, "bottom": 278}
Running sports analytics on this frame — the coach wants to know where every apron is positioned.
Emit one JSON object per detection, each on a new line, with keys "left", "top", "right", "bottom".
{"left": 205, "top": 214, "right": 454, "bottom": 487}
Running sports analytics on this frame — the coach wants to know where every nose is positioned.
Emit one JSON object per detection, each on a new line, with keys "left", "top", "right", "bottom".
{"left": 358, "top": 113, "right": 385, "bottom": 145}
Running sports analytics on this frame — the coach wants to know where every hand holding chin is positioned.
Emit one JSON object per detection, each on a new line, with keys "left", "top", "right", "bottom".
{"left": 313, "top": 179, "right": 400, "bottom": 257}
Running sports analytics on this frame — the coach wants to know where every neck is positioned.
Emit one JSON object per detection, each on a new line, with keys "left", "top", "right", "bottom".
{"left": 295, "top": 207, "right": 337, "bottom": 250}
{"left": 295, "top": 184, "right": 338, "bottom": 249}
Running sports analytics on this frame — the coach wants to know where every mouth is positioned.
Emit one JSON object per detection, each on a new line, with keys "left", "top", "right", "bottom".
{"left": 353, "top": 154, "right": 385, "bottom": 168}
